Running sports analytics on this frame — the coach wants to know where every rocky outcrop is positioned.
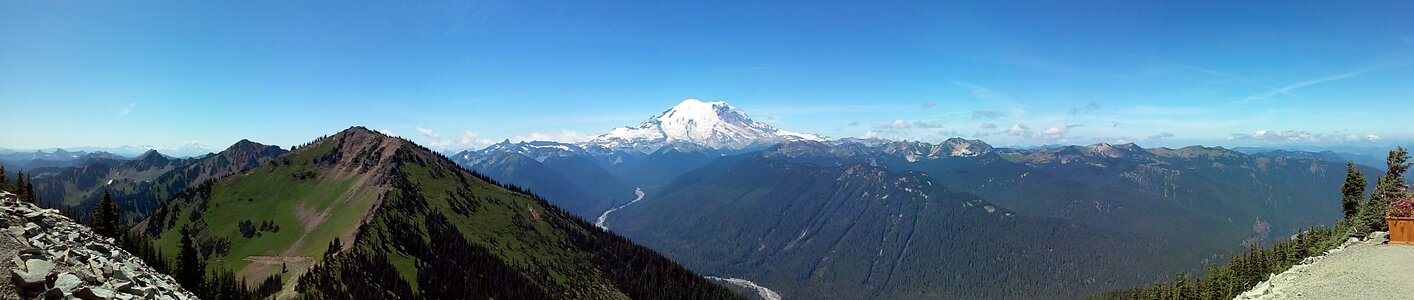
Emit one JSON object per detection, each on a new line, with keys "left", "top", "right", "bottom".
{"left": 0, "top": 191, "right": 195, "bottom": 300}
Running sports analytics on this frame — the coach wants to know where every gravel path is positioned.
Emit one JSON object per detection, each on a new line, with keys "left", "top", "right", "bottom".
{"left": 1240, "top": 232, "right": 1414, "bottom": 299}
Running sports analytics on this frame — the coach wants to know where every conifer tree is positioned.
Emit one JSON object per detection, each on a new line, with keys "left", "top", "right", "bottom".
{"left": 91, "top": 189, "right": 121, "bottom": 238}
{"left": 1173, "top": 272, "right": 1190, "bottom": 299}
{"left": 177, "top": 226, "right": 206, "bottom": 294}
{"left": 24, "top": 176, "right": 37, "bottom": 205}
{"left": 0, "top": 164, "right": 7, "bottom": 188}
{"left": 1364, "top": 147, "right": 1411, "bottom": 232}
{"left": 13, "top": 171, "right": 25, "bottom": 201}
{"left": 1341, "top": 162, "right": 1367, "bottom": 220}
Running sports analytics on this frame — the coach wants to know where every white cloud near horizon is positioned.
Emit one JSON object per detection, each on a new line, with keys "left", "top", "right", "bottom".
{"left": 416, "top": 127, "right": 438, "bottom": 138}
{"left": 1069, "top": 102, "right": 1102, "bottom": 116}
{"left": 514, "top": 130, "right": 591, "bottom": 143}
{"left": 424, "top": 129, "right": 494, "bottom": 151}
{"left": 971, "top": 110, "right": 1006, "bottom": 120}
{"left": 953, "top": 82, "right": 1008, "bottom": 101}
{"left": 873, "top": 119, "right": 911, "bottom": 129}
{"left": 1227, "top": 129, "right": 1382, "bottom": 144}
{"left": 1147, "top": 132, "right": 1176, "bottom": 140}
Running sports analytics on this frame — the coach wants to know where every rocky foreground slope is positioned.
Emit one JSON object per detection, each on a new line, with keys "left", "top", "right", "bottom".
{"left": 1, "top": 191, "right": 194, "bottom": 300}
{"left": 1237, "top": 232, "right": 1414, "bottom": 299}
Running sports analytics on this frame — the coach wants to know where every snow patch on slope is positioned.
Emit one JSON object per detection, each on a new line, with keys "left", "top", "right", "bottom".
{"left": 589, "top": 99, "right": 825, "bottom": 151}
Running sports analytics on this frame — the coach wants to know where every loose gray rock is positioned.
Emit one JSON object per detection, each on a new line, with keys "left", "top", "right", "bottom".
{"left": 2, "top": 192, "right": 197, "bottom": 300}
{"left": 54, "top": 273, "right": 83, "bottom": 293}
{"left": 23, "top": 259, "right": 52, "bottom": 275}
{"left": 43, "top": 287, "right": 64, "bottom": 299}
{"left": 74, "top": 287, "right": 116, "bottom": 300}
{"left": 9, "top": 269, "right": 44, "bottom": 289}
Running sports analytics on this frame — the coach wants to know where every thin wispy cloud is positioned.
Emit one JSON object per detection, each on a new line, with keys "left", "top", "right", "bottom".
{"left": 953, "top": 82, "right": 1008, "bottom": 101}
{"left": 436, "top": 2, "right": 487, "bottom": 40}
{"left": 706, "top": 65, "right": 802, "bottom": 73}
{"left": 750, "top": 104, "right": 912, "bottom": 116}
{"left": 913, "top": 121, "right": 945, "bottom": 129}
{"left": 971, "top": 110, "right": 1005, "bottom": 120}
{"left": 450, "top": 90, "right": 545, "bottom": 105}
{"left": 117, "top": 103, "right": 137, "bottom": 115}
{"left": 1134, "top": 56, "right": 1291, "bottom": 97}
{"left": 1147, "top": 132, "right": 1175, "bottom": 140}
{"left": 1069, "top": 102, "right": 1102, "bottom": 116}
{"left": 1031, "top": 44, "right": 1292, "bottom": 97}
{"left": 1244, "top": 61, "right": 1414, "bottom": 102}
{"left": 1116, "top": 105, "right": 1213, "bottom": 116}
{"left": 872, "top": 119, "right": 911, "bottom": 129}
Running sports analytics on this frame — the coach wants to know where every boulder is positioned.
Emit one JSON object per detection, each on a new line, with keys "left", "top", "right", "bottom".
{"left": 25, "top": 259, "right": 55, "bottom": 275}
{"left": 24, "top": 222, "right": 41, "bottom": 236}
{"left": 54, "top": 272, "right": 84, "bottom": 293}
{"left": 119, "top": 284, "right": 153, "bottom": 297}
{"left": 21, "top": 246, "right": 45, "bottom": 256}
{"left": 22, "top": 211, "right": 46, "bottom": 220}
{"left": 75, "top": 287, "right": 117, "bottom": 300}
{"left": 43, "top": 287, "right": 65, "bottom": 299}
{"left": 112, "top": 265, "right": 134, "bottom": 280}
{"left": 105, "top": 278, "right": 132, "bottom": 291}
{"left": 87, "top": 243, "right": 111, "bottom": 254}
{"left": 10, "top": 269, "right": 46, "bottom": 289}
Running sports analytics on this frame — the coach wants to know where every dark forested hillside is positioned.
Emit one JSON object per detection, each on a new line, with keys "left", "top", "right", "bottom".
{"left": 452, "top": 136, "right": 1378, "bottom": 299}
{"left": 610, "top": 153, "right": 1177, "bottom": 299}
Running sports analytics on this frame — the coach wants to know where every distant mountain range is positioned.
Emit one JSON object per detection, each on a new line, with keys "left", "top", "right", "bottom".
{"left": 454, "top": 99, "right": 1390, "bottom": 299}
{"left": 19, "top": 141, "right": 285, "bottom": 224}
{"left": 1234, "top": 147, "right": 1388, "bottom": 171}
{"left": 0, "top": 144, "right": 218, "bottom": 160}
{"left": 10, "top": 99, "right": 1401, "bottom": 299}
{"left": 0, "top": 149, "right": 128, "bottom": 171}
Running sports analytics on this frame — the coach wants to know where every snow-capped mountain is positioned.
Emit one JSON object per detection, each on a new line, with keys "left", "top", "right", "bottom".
{"left": 588, "top": 99, "right": 825, "bottom": 152}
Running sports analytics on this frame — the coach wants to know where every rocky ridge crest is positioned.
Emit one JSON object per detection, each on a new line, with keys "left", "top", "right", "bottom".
{"left": 1, "top": 191, "right": 194, "bottom": 300}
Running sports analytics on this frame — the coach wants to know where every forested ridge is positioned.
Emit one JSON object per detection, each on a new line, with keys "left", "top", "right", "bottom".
{"left": 296, "top": 132, "right": 743, "bottom": 299}
{"left": 1092, "top": 147, "right": 1410, "bottom": 299}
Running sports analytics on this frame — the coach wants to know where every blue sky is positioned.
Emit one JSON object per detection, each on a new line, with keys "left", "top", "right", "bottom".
{"left": 2, "top": 1, "right": 1412, "bottom": 153}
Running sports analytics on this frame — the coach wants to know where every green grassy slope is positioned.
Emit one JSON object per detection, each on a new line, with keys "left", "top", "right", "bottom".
{"left": 137, "top": 127, "right": 742, "bottom": 299}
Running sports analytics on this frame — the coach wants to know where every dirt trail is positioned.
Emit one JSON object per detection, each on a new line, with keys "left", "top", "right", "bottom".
{"left": 1239, "top": 232, "right": 1414, "bottom": 299}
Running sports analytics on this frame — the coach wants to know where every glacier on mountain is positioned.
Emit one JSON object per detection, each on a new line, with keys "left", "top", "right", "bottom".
{"left": 588, "top": 99, "right": 825, "bottom": 152}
